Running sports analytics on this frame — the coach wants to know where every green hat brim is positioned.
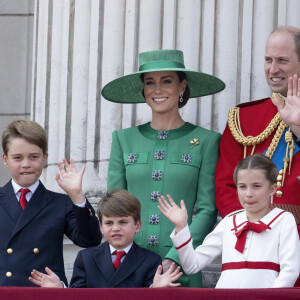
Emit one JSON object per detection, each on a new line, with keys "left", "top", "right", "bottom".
{"left": 101, "top": 68, "right": 225, "bottom": 103}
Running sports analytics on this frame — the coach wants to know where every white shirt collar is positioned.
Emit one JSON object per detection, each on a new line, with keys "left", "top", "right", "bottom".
{"left": 109, "top": 243, "right": 133, "bottom": 255}
{"left": 278, "top": 93, "right": 286, "bottom": 100}
{"left": 231, "top": 207, "right": 285, "bottom": 233}
{"left": 12, "top": 179, "right": 40, "bottom": 200}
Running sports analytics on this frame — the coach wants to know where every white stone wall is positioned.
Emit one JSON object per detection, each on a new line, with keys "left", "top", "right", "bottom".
{"left": 31, "top": 0, "right": 300, "bottom": 286}
{"left": 0, "top": 0, "right": 34, "bottom": 186}
{"left": 32, "top": 0, "right": 300, "bottom": 198}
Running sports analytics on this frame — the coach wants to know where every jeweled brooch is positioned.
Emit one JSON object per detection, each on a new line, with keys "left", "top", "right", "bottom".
{"left": 154, "top": 150, "right": 165, "bottom": 160}
{"left": 152, "top": 170, "right": 163, "bottom": 180}
{"left": 181, "top": 154, "right": 192, "bottom": 163}
{"left": 148, "top": 235, "right": 158, "bottom": 246}
{"left": 151, "top": 191, "right": 161, "bottom": 201}
{"left": 157, "top": 130, "right": 168, "bottom": 140}
{"left": 127, "top": 153, "right": 138, "bottom": 163}
{"left": 149, "top": 214, "right": 160, "bottom": 224}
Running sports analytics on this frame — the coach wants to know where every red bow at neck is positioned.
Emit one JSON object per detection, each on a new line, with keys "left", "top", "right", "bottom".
{"left": 235, "top": 221, "right": 269, "bottom": 253}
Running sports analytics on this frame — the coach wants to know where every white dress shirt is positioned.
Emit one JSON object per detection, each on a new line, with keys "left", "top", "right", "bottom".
{"left": 11, "top": 179, "right": 86, "bottom": 207}
{"left": 109, "top": 243, "right": 133, "bottom": 264}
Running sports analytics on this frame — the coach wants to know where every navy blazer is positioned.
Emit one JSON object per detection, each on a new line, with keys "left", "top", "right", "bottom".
{"left": 0, "top": 180, "right": 101, "bottom": 286}
{"left": 70, "top": 241, "right": 162, "bottom": 288}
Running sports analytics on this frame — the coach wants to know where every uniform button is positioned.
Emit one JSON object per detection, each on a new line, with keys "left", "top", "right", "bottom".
{"left": 7, "top": 248, "right": 13, "bottom": 254}
{"left": 276, "top": 191, "right": 283, "bottom": 198}
{"left": 6, "top": 272, "right": 12, "bottom": 277}
{"left": 33, "top": 248, "right": 39, "bottom": 254}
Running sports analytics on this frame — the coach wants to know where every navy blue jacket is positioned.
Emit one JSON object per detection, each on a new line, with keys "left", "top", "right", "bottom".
{"left": 0, "top": 180, "right": 101, "bottom": 286}
{"left": 70, "top": 241, "right": 162, "bottom": 287}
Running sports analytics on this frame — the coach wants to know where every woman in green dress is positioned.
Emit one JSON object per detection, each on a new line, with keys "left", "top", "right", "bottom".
{"left": 101, "top": 49, "right": 225, "bottom": 287}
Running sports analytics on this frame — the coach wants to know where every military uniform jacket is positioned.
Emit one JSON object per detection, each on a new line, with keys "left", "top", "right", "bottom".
{"left": 70, "top": 241, "right": 161, "bottom": 288}
{"left": 0, "top": 180, "right": 101, "bottom": 286}
{"left": 108, "top": 122, "right": 220, "bottom": 287}
{"left": 215, "top": 98, "right": 300, "bottom": 234}
{"left": 171, "top": 208, "right": 300, "bottom": 288}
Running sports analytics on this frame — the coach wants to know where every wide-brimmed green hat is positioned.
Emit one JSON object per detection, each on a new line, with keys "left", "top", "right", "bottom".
{"left": 101, "top": 49, "right": 225, "bottom": 103}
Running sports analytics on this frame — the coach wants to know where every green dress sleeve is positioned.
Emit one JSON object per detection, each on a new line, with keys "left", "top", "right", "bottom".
{"left": 107, "top": 130, "right": 127, "bottom": 191}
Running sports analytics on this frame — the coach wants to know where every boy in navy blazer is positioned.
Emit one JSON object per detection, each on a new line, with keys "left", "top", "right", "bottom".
{"left": 0, "top": 119, "right": 101, "bottom": 286}
{"left": 30, "top": 189, "right": 182, "bottom": 288}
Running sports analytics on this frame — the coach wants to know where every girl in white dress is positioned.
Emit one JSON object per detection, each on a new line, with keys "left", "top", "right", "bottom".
{"left": 158, "top": 154, "right": 300, "bottom": 288}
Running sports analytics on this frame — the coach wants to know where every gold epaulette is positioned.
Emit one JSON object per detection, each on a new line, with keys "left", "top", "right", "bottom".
{"left": 228, "top": 93, "right": 295, "bottom": 196}
{"left": 227, "top": 103, "right": 286, "bottom": 158}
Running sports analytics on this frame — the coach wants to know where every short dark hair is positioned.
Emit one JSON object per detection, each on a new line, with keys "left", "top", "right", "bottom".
{"left": 271, "top": 26, "right": 300, "bottom": 62}
{"left": 97, "top": 189, "right": 141, "bottom": 224}
{"left": 233, "top": 154, "right": 278, "bottom": 185}
{"left": 140, "top": 71, "right": 191, "bottom": 108}
{"left": 2, "top": 119, "right": 48, "bottom": 155}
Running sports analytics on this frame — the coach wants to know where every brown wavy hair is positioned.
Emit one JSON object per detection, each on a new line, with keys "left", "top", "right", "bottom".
{"left": 2, "top": 119, "right": 47, "bottom": 155}
{"left": 98, "top": 189, "right": 141, "bottom": 224}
